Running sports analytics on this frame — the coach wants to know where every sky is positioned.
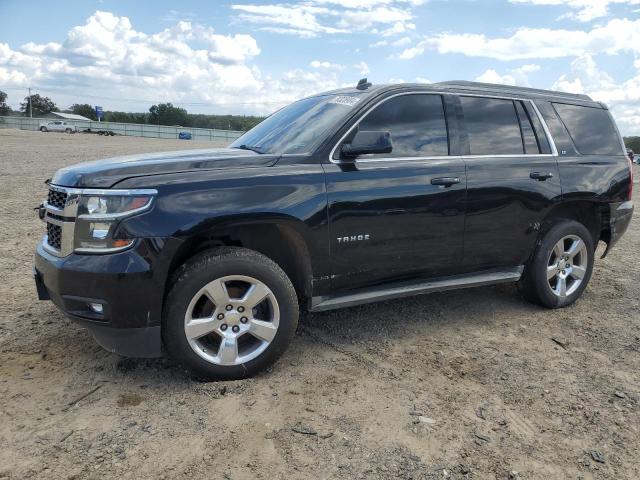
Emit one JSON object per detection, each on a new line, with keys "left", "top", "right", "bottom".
{"left": 1, "top": 0, "right": 639, "bottom": 134}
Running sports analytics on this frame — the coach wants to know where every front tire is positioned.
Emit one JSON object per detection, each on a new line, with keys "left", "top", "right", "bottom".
{"left": 65, "top": 128, "right": 72, "bottom": 134}
{"left": 40, "top": 127, "right": 47, "bottom": 132}
{"left": 163, "top": 247, "right": 298, "bottom": 380}
{"left": 519, "top": 220, "right": 595, "bottom": 308}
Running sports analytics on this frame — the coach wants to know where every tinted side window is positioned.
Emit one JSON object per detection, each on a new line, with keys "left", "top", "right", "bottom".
{"left": 552, "top": 103, "right": 623, "bottom": 155}
{"left": 515, "top": 101, "right": 540, "bottom": 154}
{"left": 460, "top": 97, "right": 523, "bottom": 155}
{"left": 358, "top": 94, "right": 448, "bottom": 157}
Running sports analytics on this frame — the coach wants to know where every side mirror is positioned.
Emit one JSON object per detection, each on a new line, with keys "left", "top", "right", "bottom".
{"left": 340, "top": 130, "right": 392, "bottom": 159}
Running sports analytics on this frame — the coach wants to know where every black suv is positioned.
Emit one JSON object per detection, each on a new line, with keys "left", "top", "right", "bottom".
{"left": 34, "top": 81, "right": 634, "bottom": 379}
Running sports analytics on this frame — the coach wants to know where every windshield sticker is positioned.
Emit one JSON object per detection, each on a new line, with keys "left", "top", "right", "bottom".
{"left": 329, "top": 96, "right": 361, "bottom": 107}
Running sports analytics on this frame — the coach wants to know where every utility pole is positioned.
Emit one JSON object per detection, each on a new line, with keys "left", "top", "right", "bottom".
{"left": 28, "top": 87, "right": 32, "bottom": 118}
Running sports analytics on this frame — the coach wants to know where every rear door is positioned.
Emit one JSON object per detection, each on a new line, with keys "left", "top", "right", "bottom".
{"left": 323, "top": 92, "right": 467, "bottom": 291}
{"left": 458, "top": 95, "right": 562, "bottom": 270}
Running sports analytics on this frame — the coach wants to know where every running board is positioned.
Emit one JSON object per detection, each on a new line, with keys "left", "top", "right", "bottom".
{"left": 310, "top": 267, "right": 524, "bottom": 312}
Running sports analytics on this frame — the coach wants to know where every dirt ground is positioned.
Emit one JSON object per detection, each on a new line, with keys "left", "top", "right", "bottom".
{"left": 0, "top": 128, "right": 638, "bottom": 480}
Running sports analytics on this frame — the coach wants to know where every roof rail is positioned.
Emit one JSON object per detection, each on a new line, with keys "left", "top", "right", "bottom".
{"left": 434, "top": 80, "right": 593, "bottom": 102}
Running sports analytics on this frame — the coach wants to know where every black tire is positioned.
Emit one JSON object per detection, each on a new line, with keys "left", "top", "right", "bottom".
{"left": 163, "top": 247, "right": 298, "bottom": 380}
{"left": 40, "top": 127, "right": 47, "bottom": 132}
{"left": 519, "top": 219, "right": 595, "bottom": 308}
{"left": 65, "top": 128, "right": 72, "bottom": 134}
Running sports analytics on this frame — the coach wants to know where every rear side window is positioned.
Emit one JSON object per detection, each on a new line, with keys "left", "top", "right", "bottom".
{"left": 358, "top": 94, "right": 449, "bottom": 158}
{"left": 552, "top": 103, "right": 623, "bottom": 155}
{"left": 460, "top": 97, "right": 524, "bottom": 155}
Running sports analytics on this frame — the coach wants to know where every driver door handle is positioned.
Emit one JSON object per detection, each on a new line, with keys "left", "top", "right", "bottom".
{"left": 431, "top": 177, "right": 461, "bottom": 187}
{"left": 530, "top": 171, "right": 554, "bottom": 181}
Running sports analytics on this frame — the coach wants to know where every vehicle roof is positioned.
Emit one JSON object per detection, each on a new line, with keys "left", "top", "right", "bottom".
{"left": 324, "top": 80, "right": 600, "bottom": 107}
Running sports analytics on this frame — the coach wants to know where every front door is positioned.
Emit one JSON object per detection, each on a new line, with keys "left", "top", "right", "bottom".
{"left": 323, "top": 93, "right": 467, "bottom": 292}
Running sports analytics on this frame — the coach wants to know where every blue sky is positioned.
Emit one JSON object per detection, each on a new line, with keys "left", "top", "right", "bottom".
{"left": 1, "top": 0, "right": 639, "bottom": 134}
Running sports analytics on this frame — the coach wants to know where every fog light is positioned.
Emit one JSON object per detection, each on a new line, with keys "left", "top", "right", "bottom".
{"left": 89, "top": 302, "right": 104, "bottom": 314}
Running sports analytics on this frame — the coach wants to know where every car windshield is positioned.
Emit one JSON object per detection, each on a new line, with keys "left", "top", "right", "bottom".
{"left": 230, "top": 93, "right": 364, "bottom": 155}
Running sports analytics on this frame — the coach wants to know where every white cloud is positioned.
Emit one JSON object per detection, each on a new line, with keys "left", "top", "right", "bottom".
{"left": 310, "top": 60, "right": 344, "bottom": 70}
{"left": 231, "top": 4, "right": 342, "bottom": 38}
{"left": 353, "top": 61, "right": 370, "bottom": 75}
{"left": 370, "top": 40, "right": 389, "bottom": 47}
{"left": 392, "top": 36, "right": 412, "bottom": 47}
{"left": 231, "top": 1, "right": 421, "bottom": 38}
{"left": 397, "top": 18, "right": 640, "bottom": 60}
{"left": 508, "top": 0, "right": 640, "bottom": 22}
{"left": 475, "top": 64, "right": 541, "bottom": 86}
{"left": 0, "top": 11, "right": 338, "bottom": 115}
{"left": 476, "top": 69, "right": 518, "bottom": 85}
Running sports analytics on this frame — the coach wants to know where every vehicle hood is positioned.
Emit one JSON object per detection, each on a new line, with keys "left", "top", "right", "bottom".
{"left": 50, "top": 148, "right": 279, "bottom": 188}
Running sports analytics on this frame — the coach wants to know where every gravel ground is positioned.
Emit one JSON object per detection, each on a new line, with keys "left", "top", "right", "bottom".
{"left": 1, "top": 128, "right": 639, "bottom": 480}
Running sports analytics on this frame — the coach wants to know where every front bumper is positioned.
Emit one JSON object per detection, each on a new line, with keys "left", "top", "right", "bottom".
{"left": 34, "top": 237, "right": 179, "bottom": 357}
{"left": 602, "top": 200, "right": 634, "bottom": 257}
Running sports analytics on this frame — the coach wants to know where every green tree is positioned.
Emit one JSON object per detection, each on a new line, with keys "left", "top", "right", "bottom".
{"left": 20, "top": 94, "right": 58, "bottom": 117}
{"left": 148, "top": 103, "right": 188, "bottom": 126}
{"left": 624, "top": 137, "right": 640, "bottom": 153}
{"left": 105, "top": 111, "right": 148, "bottom": 124}
{"left": 188, "top": 113, "right": 264, "bottom": 131}
{"left": 0, "top": 90, "right": 11, "bottom": 115}
{"left": 69, "top": 103, "right": 97, "bottom": 121}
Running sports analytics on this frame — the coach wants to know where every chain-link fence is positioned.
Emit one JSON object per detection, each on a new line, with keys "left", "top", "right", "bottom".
{"left": 0, "top": 116, "right": 245, "bottom": 142}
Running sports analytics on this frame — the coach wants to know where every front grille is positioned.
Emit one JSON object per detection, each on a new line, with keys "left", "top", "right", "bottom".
{"left": 42, "top": 186, "right": 77, "bottom": 256}
{"left": 46, "top": 223, "right": 62, "bottom": 250}
{"left": 47, "top": 188, "right": 67, "bottom": 210}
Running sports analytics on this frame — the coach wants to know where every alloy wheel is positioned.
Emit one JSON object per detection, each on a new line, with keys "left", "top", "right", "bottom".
{"left": 546, "top": 235, "right": 588, "bottom": 298}
{"left": 184, "top": 275, "right": 280, "bottom": 366}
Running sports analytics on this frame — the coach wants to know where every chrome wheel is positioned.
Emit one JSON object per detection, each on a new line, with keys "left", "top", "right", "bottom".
{"left": 546, "top": 235, "right": 588, "bottom": 298}
{"left": 184, "top": 275, "right": 280, "bottom": 366}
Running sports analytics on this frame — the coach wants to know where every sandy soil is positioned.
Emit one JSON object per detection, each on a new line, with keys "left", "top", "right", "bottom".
{"left": 0, "top": 128, "right": 639, "bottom": 480}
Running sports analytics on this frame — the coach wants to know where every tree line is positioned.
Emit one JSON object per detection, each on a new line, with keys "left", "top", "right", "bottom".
{"left": 624, "top": 136, "right": 640, "bottom": 153}
{"left": 0, "top": 90, "right": 265, "bottom": 131}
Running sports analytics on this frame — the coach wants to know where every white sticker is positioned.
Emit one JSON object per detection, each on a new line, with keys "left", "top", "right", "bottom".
{"left": 329, "top": 95, "right": 361, "bottom": 107}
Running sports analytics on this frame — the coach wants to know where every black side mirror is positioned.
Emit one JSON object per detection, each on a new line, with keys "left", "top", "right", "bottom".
{"left": 341, "top": 130, "right": 392, "bottom": 159}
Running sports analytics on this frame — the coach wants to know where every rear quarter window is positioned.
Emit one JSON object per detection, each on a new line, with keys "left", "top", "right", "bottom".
{"left": 552, "top": 103, "right": 623, "bottom": 155}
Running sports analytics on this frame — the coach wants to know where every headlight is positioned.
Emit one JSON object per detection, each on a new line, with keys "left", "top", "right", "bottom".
{"left": 78, "top": 193, "right": 155, "bottom": 219}
{"left": 74, "top": 189, "right": 157, "bottom": 253}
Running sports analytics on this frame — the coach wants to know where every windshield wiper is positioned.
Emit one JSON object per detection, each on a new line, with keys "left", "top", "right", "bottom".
{"left": 235, "top": 144, "right": 267, "bottom": 154}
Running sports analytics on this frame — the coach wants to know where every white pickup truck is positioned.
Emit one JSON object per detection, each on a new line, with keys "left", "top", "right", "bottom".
{"left": 39, "top": 121, "right": 79, "bottom": 133}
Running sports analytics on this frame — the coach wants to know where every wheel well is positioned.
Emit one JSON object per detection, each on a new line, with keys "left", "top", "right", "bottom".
{"left": 541, "top": 201, "right": 609, "bottom": 246}
{"left": 167, "top": 223, "right": 313, "bottom": 301}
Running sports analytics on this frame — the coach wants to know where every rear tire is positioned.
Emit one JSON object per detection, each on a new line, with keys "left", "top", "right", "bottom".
{"left": 163, "top": 247, "right": 298, "bottom": 380}
{"left": 519, "top": 219, "right": 594, "bottom": 308}
{"left": 65, "top": 128, "right": 72, "bottom": 134}
{"left": 40, "top": 127, "right": 47, "bottom": 132}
